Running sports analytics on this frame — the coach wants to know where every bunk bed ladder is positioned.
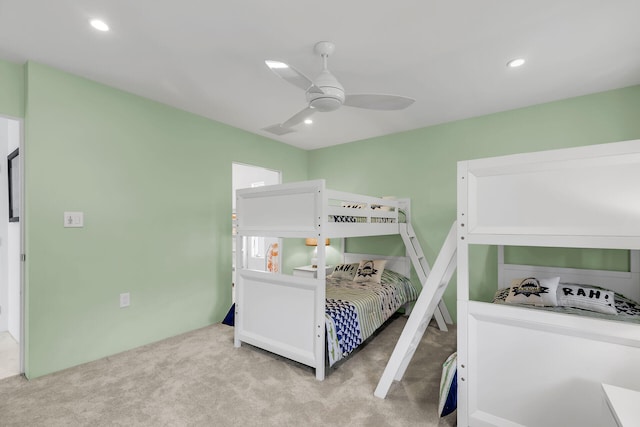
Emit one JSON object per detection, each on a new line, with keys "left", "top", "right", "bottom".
{"left": 400, "top": 222, "right": 453, "bottom": 330}
{"left": 375, "top": 221, "right": 457, "bottom": 399}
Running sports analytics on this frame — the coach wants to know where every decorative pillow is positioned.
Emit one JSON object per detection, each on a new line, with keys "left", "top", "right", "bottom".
{"left": 341, "top": 202, "right": 366, "bottom": 209}
{"left": 504, "top": 277, "right": 560, "bottom": 307}
{"left": 353, "top": 259, "right": 387, "bottom": 283}
{"left": 557, "top": 284, "right": 617, "bottom": 315}
{"left": 330, "top": 263, "right": 359, "bottom": 280}
{"left": 371, "top": 204, "right": 392, "bottom": 211}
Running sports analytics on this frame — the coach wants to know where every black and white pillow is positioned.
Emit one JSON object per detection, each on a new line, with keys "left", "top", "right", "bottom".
{"left": 557, "top": 284, "right": 617, "bottom": 315}
{"left": 504, "top": 277, "right": 560, "bottom": 307}
{"left": 341, "top": 202, "right": 366, "bottom": 209}
{"left": 330, "top": 263, "right": 359, "bottom": 280}
{"left": 353, "top": 259, "right": 387, "bottom": 284}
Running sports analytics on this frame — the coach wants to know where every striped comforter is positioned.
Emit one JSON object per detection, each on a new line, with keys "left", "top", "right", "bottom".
{"left": 325, "top": 270, "right": 418, "bottom": 366}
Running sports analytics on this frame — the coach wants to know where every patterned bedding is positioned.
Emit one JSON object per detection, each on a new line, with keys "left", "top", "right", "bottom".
{"left": 492, "top": 285, "right": 640, "bottom": 323}
{"left": 324, "top": 269, "right": 418, "bottom": 366}
{"left": 328, "top": 208, "right": 407, "bottom": 224}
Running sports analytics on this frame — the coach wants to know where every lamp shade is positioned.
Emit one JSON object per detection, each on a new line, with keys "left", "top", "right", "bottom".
{"left": 305, "top": 238, "right": 330, "bottom": 246}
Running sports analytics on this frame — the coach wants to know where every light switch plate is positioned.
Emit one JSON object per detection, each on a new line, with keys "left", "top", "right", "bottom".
{"left": 120, "top": 292, "right": 130, "bottom": 308}
{"left": 64, "top": 211, "right": 84, "bottom": 227}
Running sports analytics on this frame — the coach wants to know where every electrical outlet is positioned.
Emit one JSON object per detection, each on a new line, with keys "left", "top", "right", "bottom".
{"left": 119, "top": 292, "right": 130, "bottom": 308}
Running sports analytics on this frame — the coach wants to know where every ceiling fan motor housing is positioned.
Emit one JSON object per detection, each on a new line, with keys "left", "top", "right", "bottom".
{"left": 307, "top": 70, "right": 345, "bottom": 112}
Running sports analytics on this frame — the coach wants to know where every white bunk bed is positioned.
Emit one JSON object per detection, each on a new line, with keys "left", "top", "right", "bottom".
{"left": 456, "top": 139, "right": 640, "bottom": 426}
{"left": 234, "top": 179, "right": 450, "bottom": 380}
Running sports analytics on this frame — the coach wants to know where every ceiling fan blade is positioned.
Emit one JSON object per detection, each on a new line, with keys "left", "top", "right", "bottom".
{"left": 343, "top": 94, "right": 415, "bottom": 110}
{"left": 265, "top": 60, "right": 323, "bottom": 93}
{"left": 262, "top": 107, "right": 316, "bottom": 136}
{"left": 282, "top": 107, "right": 316, "bottom": 128}
{"left": 262, "top": 124, "right": 296, "bottom": 136}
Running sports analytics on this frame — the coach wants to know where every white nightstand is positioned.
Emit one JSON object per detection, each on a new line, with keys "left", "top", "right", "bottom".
{"left": 292, "top": 265, "right": 334, "bottom": 278}
{"left": 602, "top": 383, "right": 640, "bottom": 427}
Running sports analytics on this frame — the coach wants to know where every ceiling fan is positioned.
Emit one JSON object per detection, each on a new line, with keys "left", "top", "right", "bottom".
{"left": 262, "top": 41, "right": 415, "bottom": 136}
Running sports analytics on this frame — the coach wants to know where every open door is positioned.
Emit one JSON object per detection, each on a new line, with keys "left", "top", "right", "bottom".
{"left": 0, "top": 116, "right": 24, "bottom": 379}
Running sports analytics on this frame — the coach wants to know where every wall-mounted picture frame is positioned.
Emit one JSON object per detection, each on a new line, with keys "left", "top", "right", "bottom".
{"left": 8, "top": 147, "right": 19, "bottom": 222}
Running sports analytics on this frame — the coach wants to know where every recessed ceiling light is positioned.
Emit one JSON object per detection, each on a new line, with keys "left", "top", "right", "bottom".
{"left": 304, "top": 119, "right": 313, "bottom": 125}
{"left": 90, "top": 19, "right": 109, "bottom": 32}
{"left": 507, "top": 58, "right": 525, "bottom": 68}
{"left": 265, "top": 60, "right": 288, "bottom": 70}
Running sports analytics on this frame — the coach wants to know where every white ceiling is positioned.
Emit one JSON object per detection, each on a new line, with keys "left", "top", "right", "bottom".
{"left": 1, "top": 1, "right": 639, "bottom": 150}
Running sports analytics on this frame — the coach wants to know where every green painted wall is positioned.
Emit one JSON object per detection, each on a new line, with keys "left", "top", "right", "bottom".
{"left": 309, "top": 85, "right": 640, "bottom": 319}
{"left": 2, "top": 55, "right": 639, "bottom": 378}
{"left": 0, "top": 59, "right": 25, "bottom": 118}
{"left": 22, "top": 62, "right": 307, "bottom": 378}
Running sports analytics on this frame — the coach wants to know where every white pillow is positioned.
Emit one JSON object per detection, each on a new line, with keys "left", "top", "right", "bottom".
{"left": 557, "top": 284, "right": 617, "bottom": 315}
{"left": 371, "top": 204, "right": 392, "bottom": 211}
{"left": 330, "top": 263, "right": 359, "bottom": 280}
{"left": 353, "top": 259, "right": 387, "bottom": 284}
{"left": 505, "top": 277, "right": 560, "bottom": 307}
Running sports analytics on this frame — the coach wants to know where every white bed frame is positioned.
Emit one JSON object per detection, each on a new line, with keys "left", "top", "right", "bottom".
{"left": 457, "top": 139, "right": 640, "bottom": 426}
{"left": 234, "top": 179, "right": 432, "bottom": 380}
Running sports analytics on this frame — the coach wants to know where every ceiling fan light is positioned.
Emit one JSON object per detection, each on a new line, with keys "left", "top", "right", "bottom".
{"left": 304, "top": 119, "right": 313, "bottom": 125}
{"left": 265, "top": 60, "right": 288, "bottom": 69}
{"left": 310, "top": 97, "right": 342, "bottom": 112}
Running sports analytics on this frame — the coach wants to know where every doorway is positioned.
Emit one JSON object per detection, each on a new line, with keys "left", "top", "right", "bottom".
{"left": 0, "top": 116, "right": 23, "bottom": 380}
{"left": 232, "top": 163, "right": 281, "bottom": 299}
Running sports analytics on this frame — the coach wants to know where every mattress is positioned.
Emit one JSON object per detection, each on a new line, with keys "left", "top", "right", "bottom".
{"left": 324, "top": 269, "right": 418, "bottom": 366}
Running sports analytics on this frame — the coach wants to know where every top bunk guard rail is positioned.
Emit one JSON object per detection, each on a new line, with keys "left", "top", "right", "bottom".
{"left": 457, "top": 139, "right": 640, "bottom": 250}
{"left": 236, "top": 179, "right": 401, "bottom": 239}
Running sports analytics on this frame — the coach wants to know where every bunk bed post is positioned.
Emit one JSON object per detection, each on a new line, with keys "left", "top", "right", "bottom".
{"left": 497, "top": 245, "right": 505, "bottom": 290}
{"left": 233, "top": 220, "right": 244, "bottom": 348}
{"left": 456, "top": 161, "right": 470, "bottom": 426}
{"left": 631, "top": 250, "right": 640, "bottom": 291}
{"left": 315, "top": 181, "right": 327, "bottom": 381}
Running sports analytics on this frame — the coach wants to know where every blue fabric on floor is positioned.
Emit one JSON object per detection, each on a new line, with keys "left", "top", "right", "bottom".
{"left": 440, "top": 371, "right": 457, "bottom": 416}
{"left": 222, "top": 303, "right": 235, "bottom": 326}
{"left": 439, "top": 352, "right": 457, "bottom": 417}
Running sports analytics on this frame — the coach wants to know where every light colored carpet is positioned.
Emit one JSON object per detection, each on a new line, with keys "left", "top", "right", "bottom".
{"left": 0, "top": 317, "right": 457, "bottom": 426}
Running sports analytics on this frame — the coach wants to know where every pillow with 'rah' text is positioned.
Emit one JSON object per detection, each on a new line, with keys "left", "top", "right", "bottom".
{"left": 557, "top": 284, "right": 617, "bottom": 315}
{"left": 330, "top": 263, "right": 359, "bottom": 280}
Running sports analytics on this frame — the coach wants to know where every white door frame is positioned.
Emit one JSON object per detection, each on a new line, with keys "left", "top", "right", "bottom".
{"left": 18, "top": 117, "right": 24, "bottom": 375}
{"left": 1, "top": 114, "right": 25, "bottom": 375}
